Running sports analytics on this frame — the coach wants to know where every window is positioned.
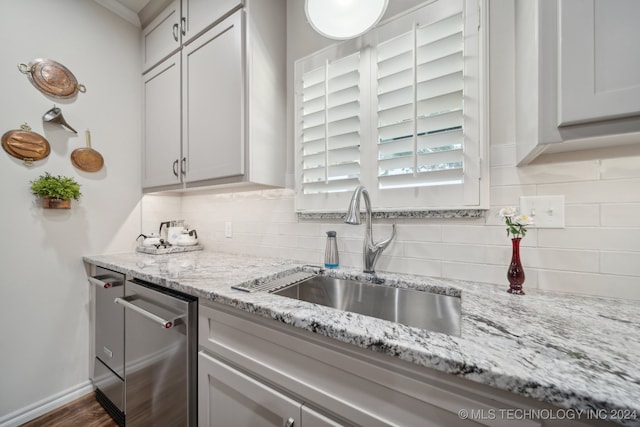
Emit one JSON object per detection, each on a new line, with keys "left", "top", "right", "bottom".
{"left": 295, "top": 0, "right": 487, "bottom": 213}
{"left": 300, "top": 52, "right": 363, "bottom": 195}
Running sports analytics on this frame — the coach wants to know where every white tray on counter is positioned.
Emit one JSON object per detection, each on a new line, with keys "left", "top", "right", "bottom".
{"left": 136, "top": 244, "right": 204, "bottom": 255}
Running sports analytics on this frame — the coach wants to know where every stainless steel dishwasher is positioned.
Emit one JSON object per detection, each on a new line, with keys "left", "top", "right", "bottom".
{"left": 115, "top": 279, "right": 197, "bottom": 427}
{"left": 90, "top": 267, "right": 126, "bottom": 426}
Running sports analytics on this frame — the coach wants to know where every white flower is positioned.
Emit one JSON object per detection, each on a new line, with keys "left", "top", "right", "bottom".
{"left": 499, "top": 207, "right": 517, "bottom": 218}
{"left": 499, "top": 207, "right": 533, "bottom": 239}
{"left": 513, "top": 214, "right": 534, "bottom": 226}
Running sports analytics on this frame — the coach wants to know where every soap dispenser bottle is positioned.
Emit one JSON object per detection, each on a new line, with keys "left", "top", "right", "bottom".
{"left": 324, "top": 231, "right": 339, "bottom": 269}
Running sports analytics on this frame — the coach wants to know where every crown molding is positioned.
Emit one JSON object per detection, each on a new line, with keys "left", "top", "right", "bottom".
{"left": 94, "top": 0, "right": 141, "bottom": 27}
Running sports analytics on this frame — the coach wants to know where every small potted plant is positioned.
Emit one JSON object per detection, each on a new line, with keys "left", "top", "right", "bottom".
{"left": 30, "top": 172, "right": 82, "bottom": 209}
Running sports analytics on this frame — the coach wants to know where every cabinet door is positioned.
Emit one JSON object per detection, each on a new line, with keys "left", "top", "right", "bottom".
{"left": 198, "top": 351, "right": 300, "bottom": 427}
{"left": 142, "top": 0, "right": 181, "bottom": 72}
{"left": 181, "top": 0, "right": 243, "bottom": 43}
{"left": 558, "top": 0, "right": 640, "bottom": 125}
{"left": 182, "top": 11, "right": 244, "bottom": 184}
{"left": 143, "top": 52, "right": 182, "bottom": 188}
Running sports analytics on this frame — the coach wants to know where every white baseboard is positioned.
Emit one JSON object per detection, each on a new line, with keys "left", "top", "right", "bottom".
{"left": 0, "top": 381, "right": 94, "bottom": 427}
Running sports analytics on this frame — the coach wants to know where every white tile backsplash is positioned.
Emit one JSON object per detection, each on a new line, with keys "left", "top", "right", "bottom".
{"left": 404, "top": 242, "right": 485, "bottom": 263}
{"left": 538, "top": 228, "right": 640, "bottom": 251}
{"left": 564, "top": 204, "right": 601, "bottom": 227}
{"left": 274, "top": 234, "right": 299, "bottom": 249}
{"left": 395, "top": 224, "right": 442, "bottom": 242}
{"left": 441, "top": 225, "right": 493, "bottom": 244}
{"left": 538, "top": 178, "right": 640, "bottom": 203}
{"left": 520, "top": 248, "right": 600, "bottom": 273}
{"left": 537, "top": 270, "right": 639, "bottom": 298}
{"left": 400, "top": 257, "right": 442, "bottom": 277}
{"left": 489, "top": 184, "right": 537, "bottom": 206}
{"left": 340, "top": 236, "right": 367, "bottom": 255}
{"left": 138, "top": 158, "right": 640, "bottom": 301}
{"left": 600, "top": 156, "right": 640, "bottom": 179}
{"left": 490, "top": 161, "right": 600, "bottom": 186}
{"left": 297, "top": 235, "right": 323, "bottom": 251}
{"left": 601, "top": 203, "right": 640, "bottom": 227}
{"left": 600, "top": 251, "right": 640, "bottom": 276}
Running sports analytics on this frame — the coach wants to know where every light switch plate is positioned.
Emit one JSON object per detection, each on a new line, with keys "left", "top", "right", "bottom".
{"left": 225, "top": 222, "right": 233, "bottom": 238}
{"left": 519, "top": 196, "right": 565, "bottom": 228}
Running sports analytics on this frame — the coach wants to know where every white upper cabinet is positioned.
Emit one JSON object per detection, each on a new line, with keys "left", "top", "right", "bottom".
{"left": 516, "top": 0, "right": 640, "bottom": 165}
{"left": 141, "top": 0, "right": 243, "bottom": 73}
{"left": 182, "top": 11, "right": 244, "bottom": 183}
{"left": 180, "top": 0, "right": 243, "bottom": 44}
{"left": 142, "top": 52, "right": 181, "bottom": 188}
{"left": 558, "top": 0, "right": 640, "bottom": 125}
{"left": 141, "top": 0, "right": 286, "bottom": 192}
{"left": 142, "top": 0, "right": 181, "bottom": 72}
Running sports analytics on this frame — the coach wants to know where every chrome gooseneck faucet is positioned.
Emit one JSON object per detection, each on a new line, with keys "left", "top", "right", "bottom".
{"left": 345, "top": 185, "right": 396, "bottom": 274}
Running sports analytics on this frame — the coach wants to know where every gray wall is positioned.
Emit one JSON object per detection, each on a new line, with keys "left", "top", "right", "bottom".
{"left": 0, "top": 0, "right": 142, "bottom": 420}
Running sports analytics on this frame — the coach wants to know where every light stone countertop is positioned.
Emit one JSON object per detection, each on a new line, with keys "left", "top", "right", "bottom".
{"left": 83, "top": 251, "right": 640, "bottom": 427}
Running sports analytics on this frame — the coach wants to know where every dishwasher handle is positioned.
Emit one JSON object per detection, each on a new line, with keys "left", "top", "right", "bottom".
{"left": 114, "top": 296, "right": 182, "bottom": 329}
{"left": 89, "top": 275, "right": 123, "bottom": 289}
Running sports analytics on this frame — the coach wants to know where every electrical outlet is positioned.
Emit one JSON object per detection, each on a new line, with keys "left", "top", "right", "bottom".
{"left": 225, "top": 222, "right": 233, "bottom": 238}
{"left": 519, "top": 196, "right": 565, "bottom": 228}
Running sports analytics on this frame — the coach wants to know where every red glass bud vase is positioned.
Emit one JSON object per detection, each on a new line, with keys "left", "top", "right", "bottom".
{"left": 507, "top": 237, "right": 525, "bottom": 295}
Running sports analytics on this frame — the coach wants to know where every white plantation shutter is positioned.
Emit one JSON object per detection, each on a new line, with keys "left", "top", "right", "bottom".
{"left": 301, "top": 53, "right": 362, "bottom": 195}
{"left": 376, "top": 11, "right": 464, "bottom": 190}
{"left": 295, "top": 0, "right": 486, "bottom": 213}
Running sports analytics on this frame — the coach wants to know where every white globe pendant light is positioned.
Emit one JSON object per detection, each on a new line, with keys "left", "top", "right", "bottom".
{"left": 305, "top": 0, "right": 389, "bottom": 40}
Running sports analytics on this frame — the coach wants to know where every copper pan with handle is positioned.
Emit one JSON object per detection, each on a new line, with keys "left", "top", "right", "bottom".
{"left": 71, "top": 130, "right": 104, "bottom": 172}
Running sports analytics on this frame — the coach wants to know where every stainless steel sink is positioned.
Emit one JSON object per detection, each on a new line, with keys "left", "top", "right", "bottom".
{"left": 272, "top": 276, "right": 461, "bottom": 336}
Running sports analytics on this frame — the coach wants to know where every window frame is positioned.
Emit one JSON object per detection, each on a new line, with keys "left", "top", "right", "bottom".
{"left": 294, "top": 0, "right": 488, "bottom": 214}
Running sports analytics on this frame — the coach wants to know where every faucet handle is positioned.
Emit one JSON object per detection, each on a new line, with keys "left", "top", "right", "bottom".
{"left": 374, "top": 224, "right": 396, "bottom": 250}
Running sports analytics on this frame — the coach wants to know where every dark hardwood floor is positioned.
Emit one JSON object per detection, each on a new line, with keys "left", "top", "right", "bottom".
{"left": 20, "top": 392, "right": 117, "bottom": 427}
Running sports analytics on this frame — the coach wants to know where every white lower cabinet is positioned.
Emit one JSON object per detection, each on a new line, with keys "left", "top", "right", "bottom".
{"left": 198, "top": 301, "right": 604, "bottom": 427}
{"left": 199, "top": 351, "right": 339, "bottom": 427}
{"left": 198, "top": 351, "right": 298, "bottom": 427}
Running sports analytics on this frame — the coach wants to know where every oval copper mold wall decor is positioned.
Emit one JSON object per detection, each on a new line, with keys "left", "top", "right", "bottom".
{"left": 2, "top": 123, "right": 51, "bottom": 166}
{"left": 18, "top": 58, "right": 87, "bottom": 99}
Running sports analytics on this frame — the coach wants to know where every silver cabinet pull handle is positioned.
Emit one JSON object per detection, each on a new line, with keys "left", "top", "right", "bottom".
{"left": 114, "top": 296, "right": 182, "bottom": 329}
{"left": 172, "top": 23, "right": 179, "bottom": 41}
{"left": 181, "top": 157, "right": 186, "bottom": 175}
{"left": 285, "top": 417, "right": 295, "bottom": 427}
{"left": 173, "top": 159, "right": 179, "bottom": 177}
{"left": 180, "top": 17, "right": 186, "bottom": 36}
